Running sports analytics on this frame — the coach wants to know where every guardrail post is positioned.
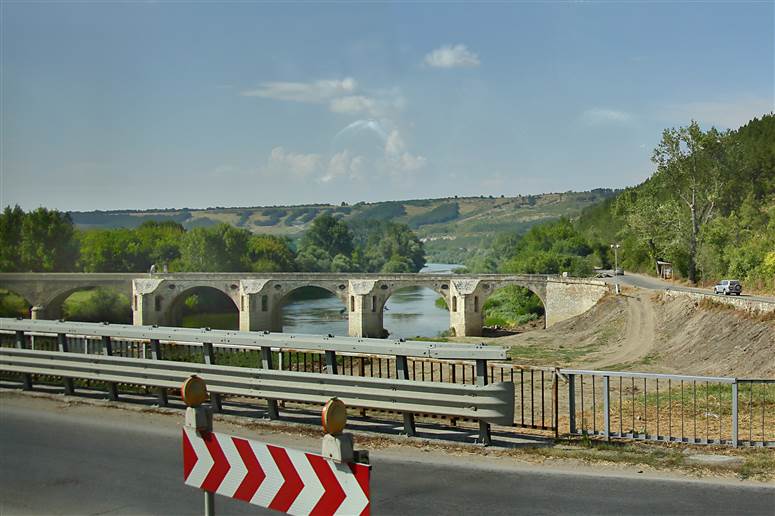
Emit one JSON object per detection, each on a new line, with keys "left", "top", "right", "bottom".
{"left": 324, "top": 350, "right": 338, "bottom": 375}
{"left": 475, "top": 359, "right": 491, "bottom": 446}
{"left": 149, "top": 339, "right": 168, "bottom": 406}
{"left": 603, "top": 375, "right": 611, "bottom": 441}
{"left": 15, "top": 330, "right": 32, "bottom": 390}
{"left": 568, "top": 373, "right": 576, "bottom": 435}
{"left": 101, "top": 336, "right": 119, "bottom": 401}
{"left": 731, "top": 380, "right": 739, "bottom": 447}
{"left": 260, "top": 346, "right": 279, "bottom": 419}
{"left": 202, "top": 342, "right": 222, "bottom": 413}
{"left": 57, "top": 333, "right": 74, "bottom": 395}
{"left": 395, "top": 355, "right": 416, "bottom": 437}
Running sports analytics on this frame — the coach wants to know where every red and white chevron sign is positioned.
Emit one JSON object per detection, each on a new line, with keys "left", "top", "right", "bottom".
{"left": 182, "top": 428, "right": 370, "bottom": 515}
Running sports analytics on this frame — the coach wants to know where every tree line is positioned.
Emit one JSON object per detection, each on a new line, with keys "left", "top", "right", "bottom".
{"left": 0, "top": 209, "right": 426, "bottom": 274}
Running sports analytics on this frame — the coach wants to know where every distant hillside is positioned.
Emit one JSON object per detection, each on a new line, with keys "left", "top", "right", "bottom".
{"left": 68, "top": 190, "right": 618, "bottom": 263}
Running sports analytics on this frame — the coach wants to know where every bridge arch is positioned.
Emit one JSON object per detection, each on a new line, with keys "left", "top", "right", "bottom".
{"left": 0, "top": 288, "right": 32, "bottom": 318}
{"left": 478, "top": 283, "right": 547, "bottom": 332}
{"left": 165, "top": 285, "right": 240, "bottom": 329}
{"left": 380, "top": 284, "right": 452, "bottom": 338}
{"left": 43, "top": 285, "right": 131, "bottom": 323}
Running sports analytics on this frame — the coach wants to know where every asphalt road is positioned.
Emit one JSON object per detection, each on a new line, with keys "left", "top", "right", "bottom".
{"left": 1, "top": 398, "right": 773, "bottom": 516}
{"left": 602, "top": 271, "right": 775, "bottom": 304}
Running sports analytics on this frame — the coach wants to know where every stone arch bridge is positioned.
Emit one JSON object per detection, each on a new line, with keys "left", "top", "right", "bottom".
{"left": 0, "top": 273, "right": 610, "bottom": 337}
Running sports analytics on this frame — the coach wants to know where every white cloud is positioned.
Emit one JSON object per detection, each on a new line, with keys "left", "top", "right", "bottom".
{"left": 582, "top": 108, "right": 633, "bottom": 125}
{"left": 424, "top": 44, "right": 480, "bottom": 68}
{"left": 242, "top": 78, "right": 356, "bottom": 102}
{"left": 384, "top": 130, "right": 426, "bottom": 172}
{"left": 322, "top": 151, "right": 364, "bottom": 183}
{"left": 329, "top": 95, "right": 379, "bottom": 116}
{"left": 657, "top": 98, "right": 774, "bottom": 129}
{"left": 265, "top": 147, "right": 322, "bottom": 178}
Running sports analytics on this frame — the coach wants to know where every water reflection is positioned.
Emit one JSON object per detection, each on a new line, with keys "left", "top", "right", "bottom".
{"left": 282, "top": 263, "right": 460, "bottom": 338}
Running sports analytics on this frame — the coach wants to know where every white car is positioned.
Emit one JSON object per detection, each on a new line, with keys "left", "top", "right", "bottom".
{"left": 714, "top": 279, "right": 742, "bottom": 296}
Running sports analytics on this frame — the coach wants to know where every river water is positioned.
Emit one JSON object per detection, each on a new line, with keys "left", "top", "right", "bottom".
{"left": 282, "top": 263, "right": 461, "bottom": 338}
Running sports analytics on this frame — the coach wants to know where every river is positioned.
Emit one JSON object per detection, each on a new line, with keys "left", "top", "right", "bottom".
{"left": 282, "top": 263, "right": 461, "bottom": 338}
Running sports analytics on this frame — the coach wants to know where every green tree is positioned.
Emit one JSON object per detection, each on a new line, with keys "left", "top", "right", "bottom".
{"left": 19, "top": 208, "right": 79, "bottom": 271}
{"left": 248, "top": 235, "right": 296, "bottom": 272}
{"left": 179, "top": 224, "right": 251, "bottom": 271}
{"left": 299, "top": 214, "right": 354, "bottom": 259}
{"left": 650, "top": 121, "right": 728, "bottom": 283}
{"left": 0, "top": 205, "right": 25, "bottom": 271}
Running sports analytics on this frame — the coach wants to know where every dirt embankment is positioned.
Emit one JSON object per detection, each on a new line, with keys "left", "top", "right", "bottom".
{"left": 477, "top": 289, "right": 775, "bottom": 378}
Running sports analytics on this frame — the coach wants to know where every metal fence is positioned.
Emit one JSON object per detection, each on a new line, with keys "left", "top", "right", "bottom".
{"left": 564, "top": 370, "right": 774, "bottom": 447}
{"left": 2, "top": 326, "right": 772, "bottom": 447}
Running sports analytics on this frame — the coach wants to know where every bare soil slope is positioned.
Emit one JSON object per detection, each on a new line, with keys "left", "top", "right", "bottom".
{"left": 476, "top": 289, "right": 775, "bottom": 377}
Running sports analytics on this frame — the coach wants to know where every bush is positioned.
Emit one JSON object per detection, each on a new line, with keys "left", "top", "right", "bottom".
{"left": 62, "top": 289, "right": 131, "bottom": 323}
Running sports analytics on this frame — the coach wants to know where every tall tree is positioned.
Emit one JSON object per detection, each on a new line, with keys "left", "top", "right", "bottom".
{"left": 650, "top": 121, "right": 728, "bottom": 283}
{"left": 0, "top": 205, "right": 25, "bottom": 271}
{"left": 298, "top": 214, "right": 354, "bottom": 261}
{"left": 19, "top": 208, "right": 79, "bottom": 271}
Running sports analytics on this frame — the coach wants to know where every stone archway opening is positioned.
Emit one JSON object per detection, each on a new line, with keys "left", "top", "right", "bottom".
{"left": 168, "top": 286, "right": 239, "bottom": 330}
{"left": 482, "top": 285, "right": 545, "bottom": 337}
{"left": 275, "top": 286, "right": 347, "bottom": 335}
{"left": 0, "top": 288, "right": 32, "bottom": 318}
{"left": 383, "top": 286, "right": 451, "bottom": 339}
{"left": 54, "top": 287, "right": 132, "bottom": 324}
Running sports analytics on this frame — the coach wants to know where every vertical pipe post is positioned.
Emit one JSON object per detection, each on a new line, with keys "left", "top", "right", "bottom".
{"left": 396, "top": 355, "right": 416, "bottom": 437}
{"left": 202, "top": 342, "right": 221, "bottom": 413}
{"left": 150, "top": 339, "right": 168, "bottom": 406}
{"left": 15, "top": 330, "right": 32, "bottom": 390}
{"left": 603, "top": 375, "right": 611, "bottom": 441}
{"left": 102, "top": 336, "right": 118, "bottom": 401}
{"left": 731, "top": 381, "right": 739, "bottom": 447}
{"left": 260, "top": 346, "right": 279, "bottom": 419}
{"left": 475, "top": 358, "right": 491, "bottom": 446}
{"left": 568, "top": 373, "right": 576, "bottom": 435}
{"left": 552, "top": 368, "right": 559, "bottom": 439}
{"left": 57, "top": 333, "right": 74, "bottom": 395}
{"left": 324, "top": 350, "right": 338, "bottom": 375}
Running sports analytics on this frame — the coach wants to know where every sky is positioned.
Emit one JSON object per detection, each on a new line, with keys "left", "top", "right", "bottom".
{"left": 1, "top": 1, "right": 773, "bottom": 212}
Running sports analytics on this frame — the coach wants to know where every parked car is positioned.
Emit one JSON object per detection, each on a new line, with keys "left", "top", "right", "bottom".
{"left": 714, "top": 279, "right": 742, "bottom": 296}
{"left": 614, "top": 267, "right": 624, "bottom": 276}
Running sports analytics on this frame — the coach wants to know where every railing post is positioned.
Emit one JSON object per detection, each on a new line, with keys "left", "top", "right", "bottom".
{"left": 57, "top": 333, "right": 74, "bottom": 395}
{"left": 324, "top": 350, "right": 338, "bottom": 375}
{"left": 149, "top": 339, "right": 168, "bottom": 406}
{"left": 395, "top": 355, "right": 416, "bottom": 437}
{"left": 202, "top": 342, "right": 222, "bottom": 412}
{"left": 603, "top": 375, "right": 611, "bottom": 441}
{"left": 260, "top": 346, "right": 279, "bottom": 419}
{"left": 731, "top": 380, "right": 739, "bottom": 447}
{"left": 15, "top": 330, "right": 32, "bottom": 390}
{"left": 568, "top": 373, "right": 576, "bottom": 435}
{"left": 552, "top": 368, "right": 559, "bottom": 439}
{"left": 475, "top": 358, "right": 491, "bottom": 446}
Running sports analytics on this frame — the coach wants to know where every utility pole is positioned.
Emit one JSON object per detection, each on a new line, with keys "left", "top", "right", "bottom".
{"left": 610, "top": 243, "right": 621, "bottom": 294}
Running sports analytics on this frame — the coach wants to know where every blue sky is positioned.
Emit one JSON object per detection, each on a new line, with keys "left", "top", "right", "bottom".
{"left": 2, "top": 1, "right": 773, "bottom": 211}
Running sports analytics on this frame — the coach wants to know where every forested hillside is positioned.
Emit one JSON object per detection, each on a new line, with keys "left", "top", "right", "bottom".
{"left": 66, "top": 191, "right": 616, "bottom": 263}
{"left": 464, "top": 114, "right": 775, "bottom": 293}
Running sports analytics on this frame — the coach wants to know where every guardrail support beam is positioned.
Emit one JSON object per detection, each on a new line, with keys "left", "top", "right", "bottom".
{"left": 202, "top": 342, "right": 222, "bottom": 413}
{"left": 15, "top": 331, "right": 32, "bottom": 390}
{"left": 57, "top": 333, "right": 74, "bottom": 395}
{"left": 324, "top": 350, "right": 338, "bottom": 375}
{"left": 260, "top": 346, "right": 279, "bottom": 419}
{"left": 476, "top": 359, "right": 492, "bottom": 446}
{"left": 102, "top": 336, "right": 119, "bottom": 401}
{"left": 395, "top": 355, "right": 416, "bottom": 437}
{"left": 150, "top": 339, "right": 168, "bottom": 406}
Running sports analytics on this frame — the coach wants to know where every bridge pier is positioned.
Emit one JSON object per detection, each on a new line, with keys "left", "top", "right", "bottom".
{"left": 347, "top": 281, "right": 385, "bottom": 338}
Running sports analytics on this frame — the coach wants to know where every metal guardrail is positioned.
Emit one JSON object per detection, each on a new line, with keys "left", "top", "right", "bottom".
{"left": 0, "top": 347, "right": 515, "bottom": 425}
{"left": 0, "top": 319, "right": 507, "bottom": 360}
{"left": 562, "top": 369, "right": 774, "bottom": 447}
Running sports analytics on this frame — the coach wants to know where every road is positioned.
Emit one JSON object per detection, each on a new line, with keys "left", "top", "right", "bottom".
{"left": 601, "top": 271, "right": 775, "bottom": 304}
{"left": 1, "top": 396, "right": 773, "bottom": 515}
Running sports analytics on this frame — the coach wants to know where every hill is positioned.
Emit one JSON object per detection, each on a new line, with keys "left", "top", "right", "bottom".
{"left": 67, "top": 190, "right": 618, "bottom": 263}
